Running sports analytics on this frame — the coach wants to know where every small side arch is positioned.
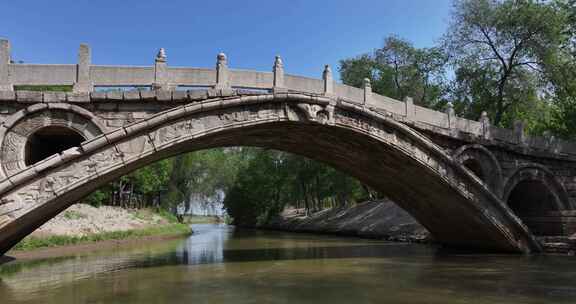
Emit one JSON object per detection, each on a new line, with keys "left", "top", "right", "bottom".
{"left": 503, "top": 164, "right": 571, "bottom": 236}
{"left": 0, "top": 103, "right": 106, "bottom": 179}
{"left": 453, "top": 144, "right": 503, "bottom": 197}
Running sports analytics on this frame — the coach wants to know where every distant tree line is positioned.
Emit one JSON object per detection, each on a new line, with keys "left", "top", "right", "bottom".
{"left": 84, "top": 148, "right": 371, "bottom": 226}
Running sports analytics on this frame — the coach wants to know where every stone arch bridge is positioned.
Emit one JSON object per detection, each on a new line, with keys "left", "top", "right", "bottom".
{"left": 0, "top": 40, "right": 575, "bottom": 255}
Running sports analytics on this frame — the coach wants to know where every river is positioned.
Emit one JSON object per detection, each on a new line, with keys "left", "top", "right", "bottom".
{"left": 1, "top": 224, "right": 575, "bottom": 303}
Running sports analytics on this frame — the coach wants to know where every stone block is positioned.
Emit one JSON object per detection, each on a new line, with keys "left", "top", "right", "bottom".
{"left": 16, "top": 91, "right": 43, "bottom": 103}
{"left": 0, "top": 91, "right": 15, "bottom": 101}
{"left": 188, "top": 90, "right": 208, "bottom": 101}
{"left": 155, "top": 90, "right": 172, "bottom": 102}
{"left": 237, "top": 89, "right": 262, "bottom": 96}
{"left": 67, "top": 92, "right": 90, "bottom": 103}
{"left": 124, "top": 120, "right": 150, "bottom": 136}
{"left": 26, "top": 103, "right": 48, "bottom": 113}
{"left": 207, "top": 89, "right": 220, "bottom": 98}
{"left": 146, "top": 113, "right": 169, "bottom": 127}
{"left": 172, "top": 91, "right": 188, "bottom": 102}
{"left": 3, "top": 110, "right": 26, "bottom": 127}
{"left": 123, "top": 91, "right": 141, "bottom": 101}
{"left": 81, "top": 135, "right": 108, "bottom": 153}
{"left": 8, "top": 166, "right": 37, "bottom": 186}
{"left": 47, "top": 103, "right": 72, "bottom": 111}
{"left": 33, "top": 154, "right": 63, "bottom": 173}
{"left": 90, "top": 91, "right": 107, "bottom": 101}
{"left": 165, "top": 107, "right": 187, "bottom": 121}
{"left": 183, "top": 103, "right": 202, "bottom": 114}
{"left": 202, "top": 100, "right": 222, "bottom": 111}
{"left": 105, "top": 128, "right": 127, "bottom": 143}
{"left": 0, "top": 178, "right": 13, "bottom": 195}
{"left": 42, "top": 92, "right": 67, "bottom": 103}
{"left": 106, "top": 91, "right": 124, "bottom": 101}
{"left": 220, "top": 88, "right": 236, "bottom": 97}
{"left": 140, "top": 90, "right": 156, "bottom": 100}
{"left": 60, "top": 147, "right": 82, "bottom": 161}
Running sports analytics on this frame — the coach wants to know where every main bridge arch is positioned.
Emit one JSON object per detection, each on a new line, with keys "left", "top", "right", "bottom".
{"left": 0, "top": 93, "right": 541, "bottom": 254}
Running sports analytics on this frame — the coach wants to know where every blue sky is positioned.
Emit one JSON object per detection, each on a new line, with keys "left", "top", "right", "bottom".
{"left": 1, "top": 0, "right": 453, "bottom": 79}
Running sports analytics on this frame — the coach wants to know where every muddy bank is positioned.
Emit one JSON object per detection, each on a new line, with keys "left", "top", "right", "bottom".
{"left": 262, "top": 200, "right": 431, "bottom": 243}
{"left": 31, "top": 204, "right": 168, "bottom": 238}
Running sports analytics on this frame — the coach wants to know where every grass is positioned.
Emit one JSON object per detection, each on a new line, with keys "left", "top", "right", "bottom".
{"left": 12, "top": 223, "right": 192, "bottom": 251}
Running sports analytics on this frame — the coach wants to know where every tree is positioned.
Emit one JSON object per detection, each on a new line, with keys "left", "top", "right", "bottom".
{"left": 444, "top": 0, "right": 566, "bottom": 126}
{"left": 339, "top": 36, "right": 448, "bottom": 108}
{"left": 538, "top": 0, "right": 576, "bottom": 138}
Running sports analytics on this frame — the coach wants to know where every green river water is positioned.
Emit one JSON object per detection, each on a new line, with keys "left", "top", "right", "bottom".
{"left": 1, "top": 224, "right": 576, "bottom": 303}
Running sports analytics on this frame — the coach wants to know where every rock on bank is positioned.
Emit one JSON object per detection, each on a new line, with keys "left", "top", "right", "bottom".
{"left": 263, "top": 200, "right": 431, "bottom": 242}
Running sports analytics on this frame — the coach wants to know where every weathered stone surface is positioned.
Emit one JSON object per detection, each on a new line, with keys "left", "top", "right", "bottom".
{"left": 66, "top": 92, "right": 90, "bottom": 103}
{"left": 43, "top": 92, "right": 67, "bottom": 103}
{"left": 123, "top": 91, "right": 141, "bottom": 101}
{"left": 171, "top": 91, "right": 187, "bottom": 102}
{"left": 155, "top": 90, "right": 171, "bottom": 102}
{"left": 140, "top": 90, "right": 156, "bottom": 100}
{"left": 72, "top": 44, "right": 92, "bottom": 93}
{"left": 16, "top": 91, "right": 43, "bottom": 103}
{"left": 0, "top": 91, "right": 15, "bottom": 101}
{"left": 106, "top": 91, "right": 123, "bottom": 101}
{"left": 0, "top": 92, "right": 562, "bottom": 256}
{"left": 188, "top": 89, "right": 208, "bottom": 101}
{"left": 90, "top": 91, "right": 107, "bottom": 101}
{"left": 0, "top": 42, "right": 575, "bottom": 255}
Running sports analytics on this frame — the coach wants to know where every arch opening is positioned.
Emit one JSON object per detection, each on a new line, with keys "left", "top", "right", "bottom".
{"left": 24, "top": 126, "right": 85, "bottom": 166}
{"left": 0, "top": 98, "right": 541, "bottom": 254}
{"left": 507, "top": 180, "right": 561, "bottom": 236}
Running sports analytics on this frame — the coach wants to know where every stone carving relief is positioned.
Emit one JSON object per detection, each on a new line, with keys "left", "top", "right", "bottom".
{"left": 0, "top": 108, "right": 104, "bottom": 178}
{"left": 293, "top": 103, "right": 334, "bottom": 125}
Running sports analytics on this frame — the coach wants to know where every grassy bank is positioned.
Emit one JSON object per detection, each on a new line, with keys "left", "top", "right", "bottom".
{"left": 12, "top": 223, "right": 191, "bottom": 251}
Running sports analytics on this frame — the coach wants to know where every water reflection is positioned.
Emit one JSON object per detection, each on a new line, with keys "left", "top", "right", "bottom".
{"left": 175, "top": 224, "right": 230, "bottom": 265}
{"left": 1, "top": 224, "right": 576, "bottom": 304}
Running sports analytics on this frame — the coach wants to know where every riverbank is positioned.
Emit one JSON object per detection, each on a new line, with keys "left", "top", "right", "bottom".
{"left": 262, "top": 200, "right": 431, "bottom": 243}
{"left": 7, "top": 204, "right": 192, "bottom": 253}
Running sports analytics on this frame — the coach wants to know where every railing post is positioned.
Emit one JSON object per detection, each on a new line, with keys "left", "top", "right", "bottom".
{"left": 404, "top": 96, "right": 414, "bottom": 120}
{"left": 0, "top": 39, "right": 12, "bottom": 91}
{"left": 73, "top": 43, "right": 93, "bottom": 93}
{"left": 323, "top": 65, "right": 333, "bottom": 96}
{"left": 153, "top": 48, "right": 171, "bottom": 91}
{"left": 273, "top": 55, "right": 285, "bottom": 92}
{"left": 514, "top": 120, "right": 526, "bottom": 145}
{"left": 446, "top": 101, "right": 456, "bottom": 129}
{"left": 215, "top": 52, "right": 230, "bottom": 90}
{"left": 363, "top": 78, "right": 371, "bottom": 105}
{"left": 479, "top": 111, "right": 491, "bottom": 140}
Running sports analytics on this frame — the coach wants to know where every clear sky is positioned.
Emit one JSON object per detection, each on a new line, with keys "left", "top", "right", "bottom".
{"left": 1, "top": 0, "right": 453, "bottom": 79}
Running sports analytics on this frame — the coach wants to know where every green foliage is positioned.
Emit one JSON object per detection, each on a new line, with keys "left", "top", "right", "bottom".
{"left": 444, "top": 0, "right": 567, "bottom": 127}
{"left": 339, "top": 36, "right": 448, "bottom": 108}
{"left": 338, "top": 0, "right": 576, "bottom": 137}
{"left": 223, "top": 149, "right": 368, "bottom": 226}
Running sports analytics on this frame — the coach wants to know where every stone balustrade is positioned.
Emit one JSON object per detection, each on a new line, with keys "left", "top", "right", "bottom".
{"left": 1, "top": 39, "right": 574, "bottom": 159}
